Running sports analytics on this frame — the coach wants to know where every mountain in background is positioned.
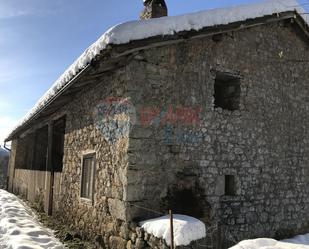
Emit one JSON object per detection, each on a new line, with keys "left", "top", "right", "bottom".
{"left": 0, "top": 147, "right": 9, "bottom": 189}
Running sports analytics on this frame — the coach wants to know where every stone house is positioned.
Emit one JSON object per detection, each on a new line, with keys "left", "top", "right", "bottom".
{"left": 5, "top": 0, "right": 309, "bottom": 248}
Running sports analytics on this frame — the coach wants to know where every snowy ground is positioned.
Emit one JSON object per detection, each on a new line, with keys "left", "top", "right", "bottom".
{"left": 231, "top": 234, "right": 309, "bottom": 249}
{"left": 140, "top": 213, "right": 309, "bottom": 248}
{"left": 1, "top": 189, "right": 308, "bottom": 249}
{"left": 0, "top": 189, "right": 64, "bottom": 249}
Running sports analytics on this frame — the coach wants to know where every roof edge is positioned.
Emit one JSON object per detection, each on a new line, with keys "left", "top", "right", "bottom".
{"left": 5, "top": 0, "right": 308, "bottom": 141}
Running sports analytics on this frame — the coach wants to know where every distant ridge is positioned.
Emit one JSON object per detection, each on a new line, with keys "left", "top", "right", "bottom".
{"left": 0, "top": 148, "right": 9, "bottom": 157}
{"left": 0, "top": 147, "right": 9, "bottom": 189}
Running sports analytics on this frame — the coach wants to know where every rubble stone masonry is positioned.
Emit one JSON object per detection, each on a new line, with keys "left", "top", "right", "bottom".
{"left": 10, "top": 20, "right": 309, "bottom": 248}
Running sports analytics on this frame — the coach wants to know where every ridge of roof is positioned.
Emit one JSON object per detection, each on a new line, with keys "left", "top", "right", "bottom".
{"left": 5, "top": 0, "right": 307, "bottom": 141}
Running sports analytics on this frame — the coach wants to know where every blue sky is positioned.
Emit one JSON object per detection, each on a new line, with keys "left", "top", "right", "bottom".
{"left": 0, "top": 0, "right": 307, "bottom": 144}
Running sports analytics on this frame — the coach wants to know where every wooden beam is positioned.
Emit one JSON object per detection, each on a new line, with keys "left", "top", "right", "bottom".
{"left": 169, "top": 210, "right": 174, "bottom": 249}
{"left": 46, "top": 121, "right": 54, "bottom": 216}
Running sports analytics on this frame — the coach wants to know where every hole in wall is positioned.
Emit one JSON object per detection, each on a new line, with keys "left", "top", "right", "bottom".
{"left": 214, "top": 72, "right": 241, "bottom": 111}
{"left": 166, "top": 188, "right": 204, "bottom": 218}
{"left": 225, "top": 175, "right": 236, "bottom": 196}
{"left": 162, "top": 174, "right": 210, "bottom": 219}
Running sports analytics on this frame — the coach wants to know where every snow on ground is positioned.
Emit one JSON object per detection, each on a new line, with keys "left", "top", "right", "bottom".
{"left": 5, "top": 0, "right": 308, "bottom": 141}
{"left": 282, "top": 234, "right": 309, "bottom": 246}
{"left": 230, "top": 234, "right": 309, "bottom": 249}
{"left": 0, "top": 189, "right": 64, "bottom": 249}
{"left": 139, "top": 214, "right": 206, "bottom": 246}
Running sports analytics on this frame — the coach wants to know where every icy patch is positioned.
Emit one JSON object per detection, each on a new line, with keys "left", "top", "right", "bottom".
{"left": 282, "top": 234, "right": 309, "bottom": 246}
{"left": 6, "top": 0, "right": 307, "bottom": 140}
{"left": 230, "top": 234, "right": 309, "bottom": 249}
{"left": 139, "top": 214, "right": 206, "bottom": 246}
{"left": 0, "top": 189, "right": 64, "bottom": 249}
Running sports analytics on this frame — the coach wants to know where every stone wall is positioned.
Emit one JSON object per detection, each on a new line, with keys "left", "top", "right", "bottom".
{"left": 120, "top": 226, "right": 209, "bottom": 249}
{"left": 125, "top": 20, "right": 309, "bottom": 248}
{"left": 8, "top": 20, "right": 309, "bottom": 249}
{"left": 55, "top": 66, "right": 132, "bottom": 246}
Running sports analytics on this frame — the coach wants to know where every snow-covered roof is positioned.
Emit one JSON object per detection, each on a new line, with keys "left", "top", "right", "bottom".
{"left": 5, "top": 0, "right": 308, "bottom": 141}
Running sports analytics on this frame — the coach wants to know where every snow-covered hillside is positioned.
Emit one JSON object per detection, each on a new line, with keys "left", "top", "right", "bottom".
{"left": 0, "top": 190, "right": 64, "bottom": 249}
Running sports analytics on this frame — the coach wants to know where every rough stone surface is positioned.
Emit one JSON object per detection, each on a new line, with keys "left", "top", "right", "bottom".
{"left": 8, "top": 20, "right": 309, "bottom": 248}
{"left": 55, "top": 66, "right": 131, "bottom": 245}
{"left": 126, "top": 21, "right": 309, "bottom": 248}
{"left": 140, "top": 0, "right": 168, "bottom": 20}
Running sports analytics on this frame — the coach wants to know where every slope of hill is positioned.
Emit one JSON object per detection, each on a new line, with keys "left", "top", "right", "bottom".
{"left": 0, "top": 148, "right": 9, "bottom": 157}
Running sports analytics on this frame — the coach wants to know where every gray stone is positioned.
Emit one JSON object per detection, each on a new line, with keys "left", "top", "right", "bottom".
{"left": 135, "top": 238, "right": 146, "bottom": 249}
{"left": 109, "top": 236, "right": 127, "bottom": 249}
{"left": 108, "top": 198, "right": 126, "bottom": 221}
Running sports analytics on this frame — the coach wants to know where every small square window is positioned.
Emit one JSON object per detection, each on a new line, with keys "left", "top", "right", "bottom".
{"left": 225, "top": 175, "right": 236, "bottom": 196}
{"left": 214, "top": 72, "right": 240, "bottom": 111}
{"left": 81, "top": 153, "right": 96, "bottom": 201}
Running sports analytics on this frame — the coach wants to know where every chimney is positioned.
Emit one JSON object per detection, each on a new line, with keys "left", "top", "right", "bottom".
{"left": 140, "top": 0, "right": 168, "bottom": 20}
